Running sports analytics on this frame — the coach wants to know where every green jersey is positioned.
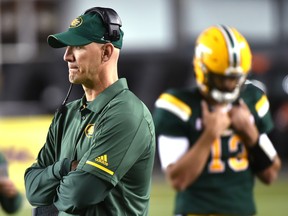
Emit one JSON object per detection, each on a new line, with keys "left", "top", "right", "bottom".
{"left": 153, "top": 81, "right": 274, "bottom": 215}
{"left": 25, "top": 78, "right": 156, "bottom": 216}
{"left": 0, "top": 153, "right": 22, "bottom": 214}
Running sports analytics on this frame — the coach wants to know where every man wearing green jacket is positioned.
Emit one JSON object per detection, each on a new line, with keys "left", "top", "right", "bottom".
{"left": 24, "top": 7, "right": 155, "bottom": 216}
{"left": 0, "top": 153, "right": 22, "bottom": 214}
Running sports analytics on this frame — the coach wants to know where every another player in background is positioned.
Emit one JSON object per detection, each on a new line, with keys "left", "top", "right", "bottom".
{"left": 0, "top": 153, "right": 22, "bottom": 214}
{"left": 153, "top": 25, "right": 281, "bottom": 216}
{"left": 24, "top": 7, "right": 155, "bottom": 216}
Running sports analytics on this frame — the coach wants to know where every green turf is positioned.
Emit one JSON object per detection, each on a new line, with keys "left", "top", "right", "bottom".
{"left": 252, "top": 178, "right": 288, "bottom": 216}
{"left": 1, "top": 174, "right": 287, "bottom": 216}
{"left": 150, "top": 174, "right": 288, "bottom": 216}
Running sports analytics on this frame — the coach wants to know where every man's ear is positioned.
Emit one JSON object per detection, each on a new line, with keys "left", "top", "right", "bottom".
{"left": 102, "top": 43, "right": 114, "bottom": 62}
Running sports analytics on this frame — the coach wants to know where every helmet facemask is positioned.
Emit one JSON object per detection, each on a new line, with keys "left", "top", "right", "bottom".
{"left": 206, "top": 72, "right": 246, "bottom": 104}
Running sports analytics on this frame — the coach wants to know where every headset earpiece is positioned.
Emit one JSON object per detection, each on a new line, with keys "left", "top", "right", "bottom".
{"left": 84, "top": 7, "right": 122, "bottom": 42}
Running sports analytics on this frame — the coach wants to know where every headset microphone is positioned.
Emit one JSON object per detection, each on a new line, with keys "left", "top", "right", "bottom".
{"left": 57, "top": 83, "right": 73, "bottom": 114}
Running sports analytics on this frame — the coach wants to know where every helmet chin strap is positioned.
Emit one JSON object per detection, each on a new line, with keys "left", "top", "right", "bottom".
{"left": 210, "top": 87, "right": 240, "bottom": 104}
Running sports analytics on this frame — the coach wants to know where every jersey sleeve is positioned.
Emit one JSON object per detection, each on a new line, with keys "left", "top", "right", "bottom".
{"left": 153, "top": 89, "right": 192, "bottom": 137}
{"left": 24, "top": 115, "right": 71, "bottom": 206}
{"left": 54, "top": 170, "right": 112, "bottom": 214}
{"left": 242, "top": 83, "right": 274, "bottom": 134}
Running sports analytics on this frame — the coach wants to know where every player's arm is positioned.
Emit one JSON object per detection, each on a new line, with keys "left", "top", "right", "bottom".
{"left": 256, "top": 155, "right": 281, "bottom": 184}
{"left": 249, "top": 133, "right": 281, "bottom": 184}
{"left": 0, "top": 160, "right": 22, "bottom": 214}
{"left": 0, "top": 179, "right": 22, "bottom": 214}
{"left": 164, "top": 129, "right": 215, "bottom": 191}
{"left": 229, "top": 99, "right": 281, "bottom": 184}
{"left": 162, "top": 101, "right": 231, "bottom": 191}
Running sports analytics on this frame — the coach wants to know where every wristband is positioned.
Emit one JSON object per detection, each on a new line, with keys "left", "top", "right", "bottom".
{"left": 248, "top": 134, "right": 277, "bottom": 172}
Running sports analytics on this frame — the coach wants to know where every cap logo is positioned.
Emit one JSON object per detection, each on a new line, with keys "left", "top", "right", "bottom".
{"left": 69, "top": 17, "right": 83, "bottom": 28}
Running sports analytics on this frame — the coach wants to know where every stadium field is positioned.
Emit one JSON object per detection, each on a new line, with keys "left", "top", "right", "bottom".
{"left": 150, "top": 173, "right": 288, "bottom": 216}
{"left": 1, "top": 173, "right": 287, "bottom": 216}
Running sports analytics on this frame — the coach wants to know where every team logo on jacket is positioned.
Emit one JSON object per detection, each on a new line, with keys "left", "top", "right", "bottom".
{"left": 85, "top": 124, "right": 95, "bottom": 138}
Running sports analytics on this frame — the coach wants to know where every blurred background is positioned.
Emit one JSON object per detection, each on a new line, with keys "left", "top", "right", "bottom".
{"left": 0, "top": 0, "right": 287, "bottom": 215}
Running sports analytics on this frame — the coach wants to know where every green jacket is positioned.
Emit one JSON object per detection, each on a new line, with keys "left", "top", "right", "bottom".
{"left": 25, "top": 79, "right": 156, "bottom": 216}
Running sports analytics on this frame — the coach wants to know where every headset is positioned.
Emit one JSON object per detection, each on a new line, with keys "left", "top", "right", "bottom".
{"left": 84, "top": 7, "right": 122, "bottom": 42}
{"left": 57, "top": 7, "right": 122, "bottom": 114}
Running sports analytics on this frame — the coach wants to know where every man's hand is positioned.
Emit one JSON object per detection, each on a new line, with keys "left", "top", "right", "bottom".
{"left": 0, "top": 177, "right": 19, "bottom": 198}
{"left": 71, "top": 160, "right": 79, "bottom": 171}
{"left": 229, "top": 99, "right": 259, "bottom": 147}
{"left": 201, "top": 100, "right": 231, "bottom": 139}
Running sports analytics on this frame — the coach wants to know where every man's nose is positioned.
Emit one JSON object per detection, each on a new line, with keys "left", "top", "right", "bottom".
{"left": 222, "top": 78, "right": 238, "bottom": 92}
{"left": 63, "top": 46, "right": 74, "bottom": 62}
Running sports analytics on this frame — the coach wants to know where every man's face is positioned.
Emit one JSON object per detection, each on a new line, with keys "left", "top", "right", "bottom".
{"left": 63, "top": 42, "right": 103, "bottom": 87}
{"left": 209, "top": 73, "right": 241, "bottom": 93}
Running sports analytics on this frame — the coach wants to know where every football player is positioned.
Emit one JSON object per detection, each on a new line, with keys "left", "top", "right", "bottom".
{"left": 153, "top": 25, "right": 281, "bottom": 216}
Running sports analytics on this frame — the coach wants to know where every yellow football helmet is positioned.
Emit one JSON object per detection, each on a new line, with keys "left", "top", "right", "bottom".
{"left": 193, "top": 25, "right": 252, "bottom": 103}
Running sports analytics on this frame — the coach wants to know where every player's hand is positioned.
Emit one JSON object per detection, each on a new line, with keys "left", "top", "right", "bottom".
{"left": 0, "top": 177, "right": 19, "bottom": 198}
{"left": 201, "top": 100, "right": 231, "bottom": 139}
{"left": 229, "top": 99, "right": 259, "bottom": 146}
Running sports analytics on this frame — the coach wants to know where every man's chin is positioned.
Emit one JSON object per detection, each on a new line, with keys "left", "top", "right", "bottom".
{"left": 69, "top": 76, "right": 80, "bottom": 84}
{"left": 69, "top": 80, "right": 81, "bottom": 85}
